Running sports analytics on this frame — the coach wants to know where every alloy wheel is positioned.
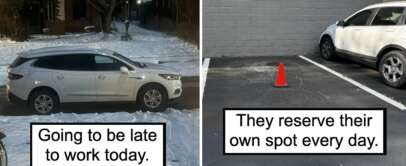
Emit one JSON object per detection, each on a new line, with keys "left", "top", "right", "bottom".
{"left": 321, "top": 40, "right": 332, "bottom": 58}
{"left": 383, "top": 56, "right": 404, "bottom": 83}
{"left": 143, "top": 89, "right": 163, "bottom": 109}
{"left": 34, "top": 95, "right": 54, "bottom": 114}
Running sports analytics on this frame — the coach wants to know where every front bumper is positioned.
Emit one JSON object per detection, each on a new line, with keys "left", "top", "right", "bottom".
{"left": 166, "top": 80, "right": 182, "bottom": 99}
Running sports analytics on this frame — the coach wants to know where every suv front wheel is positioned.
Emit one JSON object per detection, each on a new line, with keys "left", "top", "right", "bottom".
{"left": 320, "top": 37, "right": 336, "bottom": 60}
{"left": 137, "top": 84, "right": 168, "bottom": 112}
{"left": 29, "top": 90, "right": 59, "bottom": 114}
{"left": 379, "top": 50, "right": 406, "bottom": 88}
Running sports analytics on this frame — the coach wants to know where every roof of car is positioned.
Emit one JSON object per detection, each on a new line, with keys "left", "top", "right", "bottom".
{"left": 365, "top": 1, "right": 406, "bottom": 10}
{"left": 18, "top": 46, "right": 115, "bottom": 58}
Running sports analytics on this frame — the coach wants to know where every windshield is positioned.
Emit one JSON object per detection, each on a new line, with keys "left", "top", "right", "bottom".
{"left": 113, "top": 52, "right": 145, "bottom": 68}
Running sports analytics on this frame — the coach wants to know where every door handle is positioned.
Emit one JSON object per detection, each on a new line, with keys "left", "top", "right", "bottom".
{"left": 98, "top": 75, "right": 106, "bottom": 80}
{"left": 385, "top": 29, "right": 395, "bottom": 32}
{"left": 56, "top": 75, "right": 64, "bottom": 80}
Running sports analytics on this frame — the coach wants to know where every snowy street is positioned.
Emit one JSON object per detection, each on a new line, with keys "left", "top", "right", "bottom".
{"left": 0, "top": 109, "right": 199, "bottom": 166}
{"left": 0, "top": 22, "right": 199, "bottom": 166}
{"left": 0, "top": 22, "right": 199, "bottom": 86}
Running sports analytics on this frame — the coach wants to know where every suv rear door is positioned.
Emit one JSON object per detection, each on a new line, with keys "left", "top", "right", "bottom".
{"left": 34, "top": 54, "right": 97, "bottom": 102}
{"left": 361, "top": 7, "right": 405, "bottom": 57}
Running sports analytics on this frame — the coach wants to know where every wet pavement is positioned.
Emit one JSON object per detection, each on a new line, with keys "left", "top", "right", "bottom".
{"left": 203, "top": 55, "right": 406, "bottom": 166}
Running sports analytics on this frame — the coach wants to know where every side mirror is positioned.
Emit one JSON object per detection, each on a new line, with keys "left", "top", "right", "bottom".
{"left": 336, "top": 20, "right": 346, "bottom": 27}
{"left": 120, "top": 66, "right": 129, "bottom": 74}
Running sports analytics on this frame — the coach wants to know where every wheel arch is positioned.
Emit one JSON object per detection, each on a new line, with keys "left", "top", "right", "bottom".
{"left": 320, "top": 34, "right": 334, "bottom": 46}
{"left": 319, "top": 33, "right": 335, "bottom": 48}
{"left": 28, "top": 86, "right": 60, "bottom": 104}
{"left": 376, "top": 45, "right": 406, "bottom": 68}
{"left": 137, "top": 82, "right": 168, "bottom": 98}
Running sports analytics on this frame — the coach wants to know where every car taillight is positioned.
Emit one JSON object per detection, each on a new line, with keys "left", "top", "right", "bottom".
{"left": 8, "top": 73, "right": 23, "bottom": 80}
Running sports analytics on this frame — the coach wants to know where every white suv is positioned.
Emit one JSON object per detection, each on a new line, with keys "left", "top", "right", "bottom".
{"left": 6, "top": 46, "right": 182, "bottom": 114}
{"left": 320, "top": 2, "right": 406, "bottom": 88}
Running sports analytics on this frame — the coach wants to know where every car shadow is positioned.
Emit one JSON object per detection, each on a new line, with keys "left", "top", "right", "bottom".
{"left": 0, "top": 101, "right": 180, "bottom": 116}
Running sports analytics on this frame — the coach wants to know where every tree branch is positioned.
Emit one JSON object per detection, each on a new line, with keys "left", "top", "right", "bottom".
{"left": 116, "top": 0, "right": 126, "bottom": 6}
{"left": 87, "top": 0, "right": 104, "bottom": 13}
{"left": 98, "top": 0, "right": 110, "bottom": 9}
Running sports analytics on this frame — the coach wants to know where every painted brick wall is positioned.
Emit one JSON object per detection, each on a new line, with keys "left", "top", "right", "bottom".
{"left": 203, "top": 0, "right": 382, "bottom": 57}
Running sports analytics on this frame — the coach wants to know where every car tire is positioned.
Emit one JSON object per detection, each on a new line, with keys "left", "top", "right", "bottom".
{"left": 137, "top": 84, "right": 168, "bottom": 112}
{"left": 29, "top": 90, "right": 59, "bottom": 115}
{"left": 379, "top": 50, "right": 406, "bottom": 88}
{"left": 0, "top": 141, "right": 7, "bottom": 166}
{"left": 320, "top": 37, "right": 336, "bottom": 60}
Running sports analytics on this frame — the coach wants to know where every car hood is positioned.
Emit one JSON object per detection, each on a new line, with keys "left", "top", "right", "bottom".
{"left": 320, "top": 23, "right": 338, "bottom": 42}
{"left": 141, "top": 62, "right": 179, "bottom": 74}
{"left": 327, "top": 23, "right": 337, "bottom": 31}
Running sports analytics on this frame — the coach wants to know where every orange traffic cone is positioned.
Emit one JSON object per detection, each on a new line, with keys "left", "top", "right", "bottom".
{"left": 274, "top": 63, "right": 288, "bottom": 88}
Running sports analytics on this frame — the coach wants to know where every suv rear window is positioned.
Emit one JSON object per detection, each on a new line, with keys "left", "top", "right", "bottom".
{"left": 33, "top": 56, "right": 65, "bottom": 70}
{"left": 372, "top": 7, "right": 404, "bottom": 25}
{"left": 10, "top": 57, "right": 31, "bottom": 68}
{"left": 33, "top": 54, "right": 95, "bottom": 71}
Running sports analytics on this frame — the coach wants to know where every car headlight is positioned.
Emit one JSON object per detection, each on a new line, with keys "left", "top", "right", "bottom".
{"left": 159, "top": 74, "right": 181, "bottom": 80}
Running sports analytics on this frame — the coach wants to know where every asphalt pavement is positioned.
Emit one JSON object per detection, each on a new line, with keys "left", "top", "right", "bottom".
{"left": 203, "top": 55, "right": 406, "bottom": 166}
{"left": 0, "top": 77, "right": 199, "bottom": 116}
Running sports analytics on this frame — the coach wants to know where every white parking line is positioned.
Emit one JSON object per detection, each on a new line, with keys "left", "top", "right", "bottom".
{"left": 299, "top": 55, "right": 406, "bottom": 111}
{"left": 201, "top": 58, "right": 210, "bottom": 100}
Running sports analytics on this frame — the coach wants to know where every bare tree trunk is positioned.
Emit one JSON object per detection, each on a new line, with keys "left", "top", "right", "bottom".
{"left": 101, "top": 0, "right": 116, "bottom": 33}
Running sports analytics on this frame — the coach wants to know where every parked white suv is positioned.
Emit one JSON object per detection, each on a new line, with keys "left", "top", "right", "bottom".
{"left": 6, "top": 46, "right": 182, "bottom": 114}
{"left": 320, "top": 2, "right": 406, "bottom": 88}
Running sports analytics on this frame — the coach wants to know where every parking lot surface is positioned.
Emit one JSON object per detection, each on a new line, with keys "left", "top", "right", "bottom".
{"left": 203, "top": 55, "right": 406, "bottom": 166}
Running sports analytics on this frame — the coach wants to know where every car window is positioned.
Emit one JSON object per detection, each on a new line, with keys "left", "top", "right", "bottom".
{"left": 33, "top": 56, "right": 65, "bottom": 70}
{"left": 346, "top": 9, "right": 373, "bottom": 26}
{"left": 372, "top": 7, "right": 404, "bottom": 26}
{"left": 33, "top": 54, "right": 95, "bottom": 71}
{"left": 10, "top": 57, "right": 31, "bottom": 68}
{"left": 63, "top": 54, "right": 95, "bottom": 71}
{"left": 94, "top": 55, "right": 129, "bottom": 71}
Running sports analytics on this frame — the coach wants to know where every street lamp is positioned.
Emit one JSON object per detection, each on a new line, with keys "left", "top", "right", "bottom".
{"left": 121, "top": 0, "right": 132, "bottom": 41}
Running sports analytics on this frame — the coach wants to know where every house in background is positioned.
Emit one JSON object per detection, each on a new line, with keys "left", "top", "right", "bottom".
{"left": 25, "top": 0, "right": 198, "bottom": 40}
{"left": 37, "top": 0, "right": 99, "bottom": 34}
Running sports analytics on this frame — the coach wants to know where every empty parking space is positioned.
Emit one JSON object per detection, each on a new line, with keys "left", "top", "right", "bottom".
{"left": 203, "top": 56, "right": 406, "bottom": 166}
{"left": 306, "top": 54, "right": 406, "bottom": 108}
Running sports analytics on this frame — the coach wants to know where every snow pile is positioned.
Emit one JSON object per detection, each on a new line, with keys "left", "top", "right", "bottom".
{"left": 0, "top": 22, "right": 199, "bottom": 85}
{"left": 0, "top": 37, "right": 15, "bottom": 44}
{"left": 0, "top": 108, "right": 199, "bottom": 166}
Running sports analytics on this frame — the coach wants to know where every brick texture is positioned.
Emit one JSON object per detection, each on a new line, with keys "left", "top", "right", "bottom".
{"left": 203, "top": 0, "right": 382, "bottom": 57}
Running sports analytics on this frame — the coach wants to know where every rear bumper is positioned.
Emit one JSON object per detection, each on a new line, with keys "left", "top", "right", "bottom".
{"left": 6, "top": 87, "right": 26, "bottom": 104}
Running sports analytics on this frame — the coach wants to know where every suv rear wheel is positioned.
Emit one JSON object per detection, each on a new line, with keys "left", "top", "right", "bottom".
{"left": 320, "top": 37, "right": 336, "bottom": 60}
{"left": 379, "top": 50, "right": 406, "bottom": 88}
{"left": 137, "top": 84, "right": 168, "bottom": 112}
{"left": 29, "top": 90, "right": 59, "bottom": 114}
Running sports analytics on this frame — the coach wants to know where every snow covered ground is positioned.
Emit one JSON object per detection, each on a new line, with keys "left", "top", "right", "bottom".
{"left": 0, "top": 108, "right": 199, "bottom": 166}
{"left": 0, "top": 22, "right": 199, "bottom": 86}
